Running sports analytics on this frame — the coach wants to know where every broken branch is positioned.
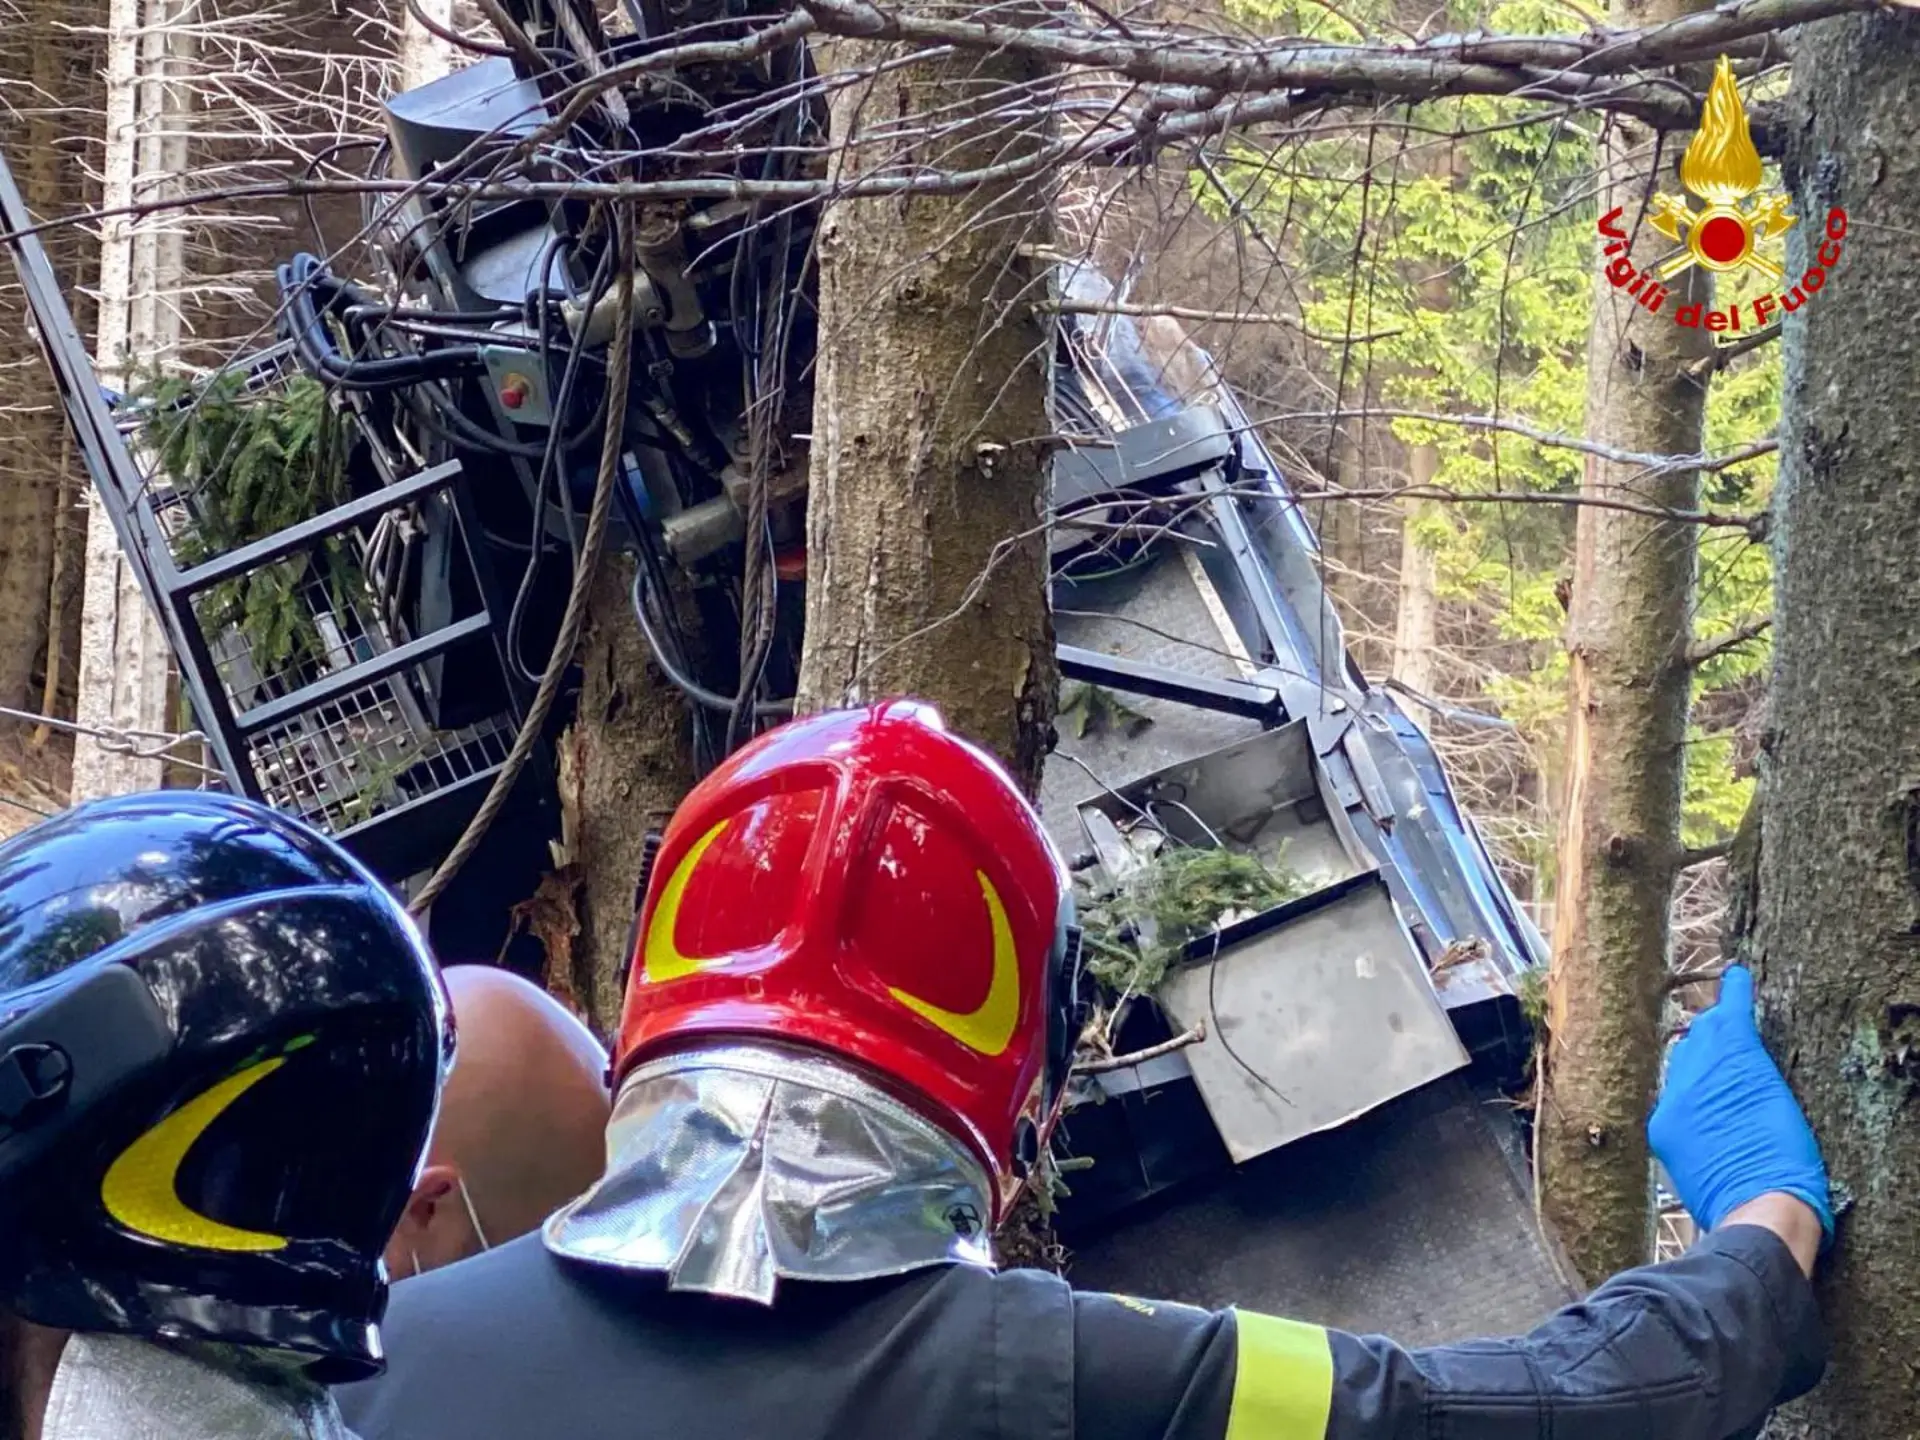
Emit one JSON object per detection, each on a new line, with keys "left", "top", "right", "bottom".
{"left": 1075, "top": 1022, "right": 1208, "bottom": 1074}
{"left": 1687, "top": 325, "right": 1782, "bottom": 377}
{"left": 1678, "top": 841, "right": 1733, "bottom": 870}
{"left": 1664, "top": 965, "right": 1726, "bottom": 994}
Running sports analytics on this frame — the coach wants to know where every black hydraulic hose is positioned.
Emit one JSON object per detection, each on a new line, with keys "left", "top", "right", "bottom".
{"left": 276, "top": 253, "right": 485, "bottom": 391}
{"left": 629, "top": 567, "right": 793, "bottom": 719}
{"left": 281, "top": 251, "right": 619, "bottom": 461}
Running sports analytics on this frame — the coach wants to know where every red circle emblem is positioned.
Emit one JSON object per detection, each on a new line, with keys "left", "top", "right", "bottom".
{"left": 1698, "top": 214, "right": 1747, "bottom": 266}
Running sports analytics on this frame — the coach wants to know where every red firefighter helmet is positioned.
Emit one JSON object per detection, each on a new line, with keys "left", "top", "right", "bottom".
{"left": 615, "top": 700, "right": 1083, "bottom": 1215}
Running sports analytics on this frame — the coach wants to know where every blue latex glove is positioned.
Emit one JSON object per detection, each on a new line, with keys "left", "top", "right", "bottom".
{"left": 1648, "top": 965, "right": 1833, "bottom": 1241}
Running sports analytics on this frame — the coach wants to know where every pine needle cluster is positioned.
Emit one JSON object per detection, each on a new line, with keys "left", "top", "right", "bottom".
{"left": 138, "top": 371, "right": 351, "bottom": 680}
{"left": 1077, "top": 842, "right": 1311, "bottom": 997}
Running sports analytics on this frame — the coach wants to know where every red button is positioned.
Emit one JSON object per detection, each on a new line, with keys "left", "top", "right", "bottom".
{"left": 500, "top": 374, "right": 530, "bottom": 410}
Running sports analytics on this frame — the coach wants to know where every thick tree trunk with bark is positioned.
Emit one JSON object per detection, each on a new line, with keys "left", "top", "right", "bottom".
{"left": 555, "top": 559, "right": 699, "bottom": 1035}
{"left": 794, "top": 28, "right": 1058, "bottom": 791}
{"left": 1750, "top": 14, "right": 1920, "bottom": 1433}
{"left": 0, "top": 8, "right": 77, "bottom": 715}
{"left": 72, "top": 0, "right": 189, "bottom": 799}
{"left": 1540, "top": 3, "right": 1711, "bottom": 1285}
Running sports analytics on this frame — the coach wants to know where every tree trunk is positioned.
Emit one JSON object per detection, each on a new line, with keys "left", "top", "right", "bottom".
{"left": 1390, "top": 486, "right": 1439, "bottom": 696}
{"left": 1389, "top": 140, "right": 1459, "bottom": 703}
{"left": 36, "top": 431, "right": 77, "bottom": 747}
{"left": 793, "top": 26, "right": 1058, "bottom": 792}
{"left": 71, "top": 0, "right": 188, "bottom": 799}
{"left": 0, "top": 4, "right": 77, "bottom": 715}
{"left": 43, "top": 3, "right": 102, "bottom": 747}
{"left": 1539, "top": 11, "right": 1712, "bottom": 1284}
{"left": 1752, "top": 13, "right": 1920, "bottom": 1433}
{"left": 555, "top": 558, "right": 699, "bottom": 1035}
{"left": 397, "top": 0, "right": 453, "bottom": 91}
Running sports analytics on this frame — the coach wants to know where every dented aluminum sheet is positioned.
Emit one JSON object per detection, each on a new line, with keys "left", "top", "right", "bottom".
{"left": 1156, "top": 874, "right": 1469, "bottom": 1162}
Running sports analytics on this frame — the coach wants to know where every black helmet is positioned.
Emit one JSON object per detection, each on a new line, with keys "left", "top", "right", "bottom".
{"left": 0, "top": 791, "right": 452, "bottom": 1381}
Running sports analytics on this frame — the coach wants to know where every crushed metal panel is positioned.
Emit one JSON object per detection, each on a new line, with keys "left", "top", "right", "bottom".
{"left": 1156, "top": 874, "right": 1469, "bottom": 1163}
{"left": 1074, "top": 720, "right": 1366, "bottom": 890}
{"left": 1074, "top": 721, "right": 1469, "bottom": 1162}
{"left": 1041, "top": 546, "right": 1266, "bottom": 860}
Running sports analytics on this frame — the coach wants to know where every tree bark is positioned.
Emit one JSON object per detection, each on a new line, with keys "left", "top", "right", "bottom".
{"left": 1752, "top": 13, "right": 1920, "bottom": 1433}
{"left": 1390, "top": 482, "right": 1439, "bottom": 696}
{"left": 1319, "top": 420, "right": 1388, "bottom": 677}
{"left": 72, "top": 0, "right": 188, "bottom": 799}
{"left": 1540, "top": 5, "right": 1712, "bottom": 1285}
{"left": 0, "top": 4, "right": 77, "bottom": 715}
{"left": 397, "top": 0, "right": 454, "bottom": 92}
{"left": 794, "top": 25, "right": 1058, "bottom": 792}
{"left": 555, "top": 558, "right": 699, "bottom": 1036}
{"left": 1390, "top": 138, "right": 1460, "bottom": 703}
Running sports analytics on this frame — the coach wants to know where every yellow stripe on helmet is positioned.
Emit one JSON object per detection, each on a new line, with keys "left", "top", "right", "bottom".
{"left": 101, "top": 1056, "right": 293, "bottom": 1253}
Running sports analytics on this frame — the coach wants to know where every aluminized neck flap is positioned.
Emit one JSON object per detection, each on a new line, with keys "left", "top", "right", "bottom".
{"left": 42, "top": 1334, "right": 358, "bottom": 1440}
{"left": 544, "top": 1043, "right": 994, "bottom": 1304}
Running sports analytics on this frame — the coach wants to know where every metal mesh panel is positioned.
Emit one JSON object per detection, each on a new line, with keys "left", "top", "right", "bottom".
{"left": 247, "top": 666, "right": 512, "bottom": 838}
{"left": 189, "top": 549, "right": 387, "bottom": 705}
{"left": 130, "top": 382, "right": 513, "bottom": 841}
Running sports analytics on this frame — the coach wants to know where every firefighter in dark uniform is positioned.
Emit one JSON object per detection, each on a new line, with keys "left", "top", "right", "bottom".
{"left": 339, "top": 701, "right": 1831, "bottom": 1440}
{"left": 0, "top": 792, "right": 454, "bottom": 1440}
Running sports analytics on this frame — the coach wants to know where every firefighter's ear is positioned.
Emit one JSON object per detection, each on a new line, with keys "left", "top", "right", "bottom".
{"left": 408, "top": 1165, "right": 461, "bottom": 1224}
{"left": 384, "top": 1164, "right": 461, "bottom": 1278}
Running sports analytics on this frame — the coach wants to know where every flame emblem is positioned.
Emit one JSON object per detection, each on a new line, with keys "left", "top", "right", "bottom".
{"left": 1648, "top": 57, "right": 1794, "bottom": 281}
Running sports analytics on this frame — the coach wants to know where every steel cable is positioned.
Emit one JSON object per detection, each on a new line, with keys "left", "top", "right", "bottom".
{"left": 408, "top": 201, "right": 637, "bottom": 916}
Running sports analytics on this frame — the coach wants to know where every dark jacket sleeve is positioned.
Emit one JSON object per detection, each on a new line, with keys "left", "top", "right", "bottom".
{"left": 1073, "top": 1226, "right": 1825, "bottom": 1440}
{"left": 1327, "top": 1226, "right": 1825, "bottom": 1439}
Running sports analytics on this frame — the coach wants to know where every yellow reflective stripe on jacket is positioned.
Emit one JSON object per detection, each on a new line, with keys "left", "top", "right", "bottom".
{"left": 1226, "top": 1310, "right": 1334, "bottom": 1440}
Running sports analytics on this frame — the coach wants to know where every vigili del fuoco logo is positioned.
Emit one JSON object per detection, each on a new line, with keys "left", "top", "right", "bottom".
{"left": 1598, "top": 55, "right": 1847, "bottom": 339}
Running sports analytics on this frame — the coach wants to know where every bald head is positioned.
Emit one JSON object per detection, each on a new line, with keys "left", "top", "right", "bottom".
{"left": 386, "top": 967, "right": 610, "bottom": 1279}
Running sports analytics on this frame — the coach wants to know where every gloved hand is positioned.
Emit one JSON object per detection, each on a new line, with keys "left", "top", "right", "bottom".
{"left": 1647, "top": 965, "right": 1833, "bottom": 1242}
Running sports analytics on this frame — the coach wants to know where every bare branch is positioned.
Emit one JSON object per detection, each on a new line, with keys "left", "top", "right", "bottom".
{"left": 1686, "top": 612, "right": 1773, "bottom": 665}
{"left": 1383, "top": 678, "right": 1519, "bottom": 731}
{"left": 1665, "top": 964, "right": 1727, "bottom": 994}
{"left": 1278, "top": 405, "right": 1777, "bottom": 474}
{"left": 1687, "top": 325, "right": 1783, "bottom": 377}
{"left": 1040, "top": 296, "right": 1403, "bottom": 343}
{"left": 797, "top": 0, "right": 1889, "bottom": 129}
{"left": 1678, "top": 841, "right": 1734, "bottom": 870}
{"left": 1283, "top": 481, "right": 1760, "bottom": 530}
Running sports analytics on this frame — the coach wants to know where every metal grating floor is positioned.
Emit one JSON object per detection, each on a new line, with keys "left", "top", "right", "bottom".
{"left": 250, "top": 671, "right": 512, "bottom": 837}
{"left": 1065, "top": 1076, "right": 1573, "bottom": 1344}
